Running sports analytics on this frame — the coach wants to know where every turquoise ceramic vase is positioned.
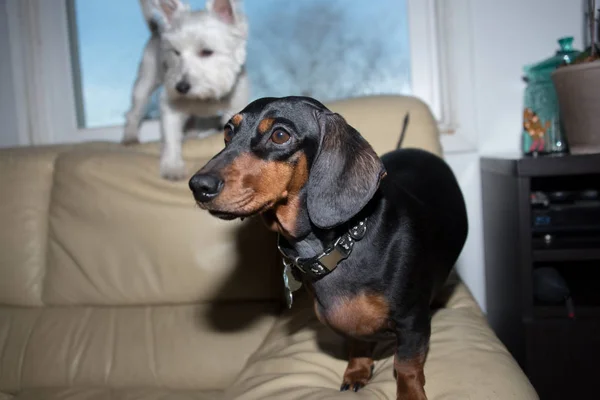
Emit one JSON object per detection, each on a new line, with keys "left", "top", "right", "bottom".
{"left": 522, "top": 37, "right": 580, "bottom": 156}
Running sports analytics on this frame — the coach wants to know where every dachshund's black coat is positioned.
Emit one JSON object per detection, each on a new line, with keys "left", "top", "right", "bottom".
{"left": 189, "top": 96, "right": 468, "bottom": 399}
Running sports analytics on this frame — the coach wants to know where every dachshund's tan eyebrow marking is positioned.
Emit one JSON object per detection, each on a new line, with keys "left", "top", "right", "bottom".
{"left": 257, "top": 118, "right": 275, "bottom": 135}
{"left": 231, "top": 114, "right": 243, "bottom": 127}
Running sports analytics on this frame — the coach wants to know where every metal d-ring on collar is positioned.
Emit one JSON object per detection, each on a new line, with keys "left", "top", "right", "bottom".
{"left": 277, "top": 218, "right": 368, "bottom": 281}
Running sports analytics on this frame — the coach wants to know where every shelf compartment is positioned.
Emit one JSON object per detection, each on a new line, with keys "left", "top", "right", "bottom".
{"left": 533, "top": 248, "right": 600, "bottom": 262}
{"left": 533, "top": 305, "right": 600, "bottom": 319}
{"left": 533, "top": 261, "right": 600, "bottom": 316}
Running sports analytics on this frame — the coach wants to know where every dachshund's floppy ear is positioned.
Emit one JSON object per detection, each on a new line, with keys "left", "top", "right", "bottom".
{"left": 307, "top": 111, "right": 386, "bottom": 229}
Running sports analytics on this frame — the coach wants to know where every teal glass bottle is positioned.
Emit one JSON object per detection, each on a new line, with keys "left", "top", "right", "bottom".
{"left": 522, "top": 37, "right": 580, "bottom": 156}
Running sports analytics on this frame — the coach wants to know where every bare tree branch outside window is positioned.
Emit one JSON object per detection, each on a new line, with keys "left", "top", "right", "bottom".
{"left": 246, "top": 0, "right": 411, "bottom": 102}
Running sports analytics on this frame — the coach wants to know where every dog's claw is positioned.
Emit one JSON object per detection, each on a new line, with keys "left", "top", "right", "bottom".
{"left": 341, "top": 361, "right": 373, "bottom": 393}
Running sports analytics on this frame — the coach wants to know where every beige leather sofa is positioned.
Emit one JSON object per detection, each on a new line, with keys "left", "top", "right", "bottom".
{"left": 0, "top": 96, "right": 538, "bottom": 399}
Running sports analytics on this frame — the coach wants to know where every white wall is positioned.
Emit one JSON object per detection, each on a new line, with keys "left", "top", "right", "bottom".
{"left": 445, "top": 0, "right": 585, "bottom": 312}
{"left": 0, "top": 0, "right": 21, "bottom": 147}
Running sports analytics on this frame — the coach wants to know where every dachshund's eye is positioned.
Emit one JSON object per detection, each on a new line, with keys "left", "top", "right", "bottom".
{"left": 271, "top": 129, "right": 290, "bottom": 145}
{"left": 199, "top": 49, "right": 214, "bottom": 57}
{"left": 224, "top": 127, "right": 234, "bottom": 144}
{"left": 172, "top": 49, "right": 181, "bottom": 56}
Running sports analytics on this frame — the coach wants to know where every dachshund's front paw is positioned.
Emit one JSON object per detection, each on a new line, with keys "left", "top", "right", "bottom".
{"left": 340, "top": 362, "right": 374, "bottom": 392}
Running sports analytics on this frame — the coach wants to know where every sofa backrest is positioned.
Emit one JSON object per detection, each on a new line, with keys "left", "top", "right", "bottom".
{"left": 0, "top": 95, "right": 441, "bottom": 308}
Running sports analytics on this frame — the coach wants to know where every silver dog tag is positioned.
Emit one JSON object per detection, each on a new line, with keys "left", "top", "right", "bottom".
{"left": 283, "top": 259, "right": 302, "bottom": 308}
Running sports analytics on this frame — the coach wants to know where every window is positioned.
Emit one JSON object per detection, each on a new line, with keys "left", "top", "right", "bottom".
{"left": 3, "top": 0, "right": 477, "bottom": 152}
{"left": 71, "top": 0, "right": 411, "bottom": 129}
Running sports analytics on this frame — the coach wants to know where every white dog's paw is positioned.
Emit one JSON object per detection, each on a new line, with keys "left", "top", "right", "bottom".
{"left": 160, "top": 156, "right": 187, "bottom": 181}
{"left": 122, "top": 125, "right": 140, "bottom": 145}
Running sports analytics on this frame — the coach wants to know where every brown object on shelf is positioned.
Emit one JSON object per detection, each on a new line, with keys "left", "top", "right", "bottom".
{"left": 552, "top": 61, "right": 600, "bottom": 154}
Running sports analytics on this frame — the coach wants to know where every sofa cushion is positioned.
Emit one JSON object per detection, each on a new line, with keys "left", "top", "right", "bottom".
{"left": 224, "top": 281, "right": 538, "bottom": 400}
{"left": 43, "top": 148, "right": 280, "bottom": 306}
{"left": 0, "top": 303, "right": 278, "bottom": 392}
{"left": 0, "top": 143, "right": 122, "bottom": 306}
{"left": 10, "top": 388, "right": 222, "bottom": 400}
{"left": 0, "top": 146, "right": 72, "bottom": 306}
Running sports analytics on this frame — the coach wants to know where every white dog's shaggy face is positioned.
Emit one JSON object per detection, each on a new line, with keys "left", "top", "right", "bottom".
{"left": 124, "top": 0, "right": 250, "bottom": 181}
{"left": 156, "top": 0, "right": 248, "bottom": 101}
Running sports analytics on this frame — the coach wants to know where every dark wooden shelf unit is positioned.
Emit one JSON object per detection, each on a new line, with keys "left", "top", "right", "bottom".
{"left": 481, "top": 153, "right": 600, "bottom": 400}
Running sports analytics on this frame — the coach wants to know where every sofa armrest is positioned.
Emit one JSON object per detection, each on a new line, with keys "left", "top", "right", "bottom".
{"left": 226, "top": 282, "right": 538, "bottom": 400}
{"left": 425, "top": 284, "right": 538, "bottom": 399}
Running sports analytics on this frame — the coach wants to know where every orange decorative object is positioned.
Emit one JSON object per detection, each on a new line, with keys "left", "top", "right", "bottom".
{"left": 523, "top": 108, "right": 551, "bottom": 153}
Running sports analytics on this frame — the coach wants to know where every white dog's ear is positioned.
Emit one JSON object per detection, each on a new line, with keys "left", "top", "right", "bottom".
{"left": 206, "top": 0, "right": 237, "bottom": 24}
{"left": 149, "top": 0, "right": 189, "bottom": 29}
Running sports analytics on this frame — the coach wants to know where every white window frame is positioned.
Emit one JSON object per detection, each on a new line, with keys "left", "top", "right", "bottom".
{"left": 4, "top": 0, "right": 477, "bottom": 153}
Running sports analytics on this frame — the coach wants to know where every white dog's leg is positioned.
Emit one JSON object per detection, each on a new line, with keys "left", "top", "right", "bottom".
{"left": 123, "top": 36, "right": 161, "bottom": 145}
{"left": 159, "top": 96, "right": 188, "bottom": 181}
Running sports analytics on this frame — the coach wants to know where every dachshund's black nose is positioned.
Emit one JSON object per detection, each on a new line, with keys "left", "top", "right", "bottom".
{"left": 189, "top": 174, "right": 223, "bottom": 202}
{"left": 175, "top": 81, "right": 191, "bottom": 94}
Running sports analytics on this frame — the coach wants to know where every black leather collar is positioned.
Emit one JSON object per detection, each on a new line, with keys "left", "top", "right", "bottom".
{"left": 277, "top": 218, "right": 368, "bottom": 281}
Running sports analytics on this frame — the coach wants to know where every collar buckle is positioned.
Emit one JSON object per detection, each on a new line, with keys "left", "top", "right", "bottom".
{"left": 277, "top": 218, "right": 368, "bottom": 281}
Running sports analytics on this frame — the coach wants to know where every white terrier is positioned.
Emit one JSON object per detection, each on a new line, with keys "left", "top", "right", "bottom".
{"left": 123, "top": 0, "right": 249, "bottom": 180}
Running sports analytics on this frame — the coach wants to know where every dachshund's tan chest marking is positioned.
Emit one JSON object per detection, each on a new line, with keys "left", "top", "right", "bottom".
{"left": 315, "top": 292, "right": 390, "bottom": 337}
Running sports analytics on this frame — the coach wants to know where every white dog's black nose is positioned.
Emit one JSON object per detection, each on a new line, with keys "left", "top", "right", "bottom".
{"left": 175, "top": 81, "right": 191, "bottom": 94}
{"left": 189, "top": 173, "right": 223, "bottom": 202}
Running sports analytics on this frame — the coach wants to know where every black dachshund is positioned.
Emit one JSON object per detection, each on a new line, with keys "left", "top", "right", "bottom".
{"left": 189, "top": 96, "right": 468, "bottom": 400}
